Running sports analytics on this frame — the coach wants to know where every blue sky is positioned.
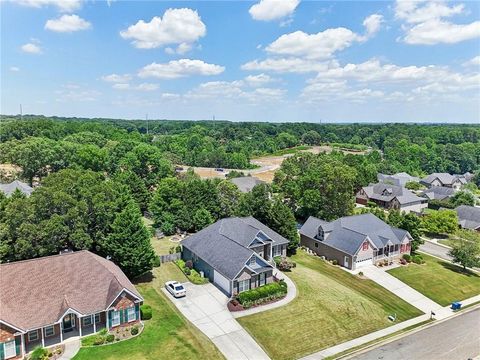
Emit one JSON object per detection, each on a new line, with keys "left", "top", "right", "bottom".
{"left": 1, "top": 0, "right": 479, "bottom": 123}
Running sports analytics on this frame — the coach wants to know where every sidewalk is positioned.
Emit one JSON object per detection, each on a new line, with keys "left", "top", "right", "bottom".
{"left": 232, "top": 271, "right": 297, "bottom": 318}
{"left": 58, "top": 339, "right": 80, "bottom": 360}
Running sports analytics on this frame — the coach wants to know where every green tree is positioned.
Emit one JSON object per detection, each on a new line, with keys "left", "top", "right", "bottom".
{"left": 192, "top": 208, "right": 214, "bottom": 231}
{"left": 301, "top": 130, "right": 321, "bottom": 145}
{"left": 449, "top": 241, "right": 480, "bottom": 271}
{"left": 217, "top": 181, "right": 242, "bottom": 218}
{"left": 104, "top": 201, "right": 156, "bottom": 278}
{"left": 450, "top": 191, "right": 476, "bottom": 207}
{"left": 422, "top": 210, "right": 458, "bottom": 235}
{"left": 268, "top": 198, "right": 300, "bottom": 254}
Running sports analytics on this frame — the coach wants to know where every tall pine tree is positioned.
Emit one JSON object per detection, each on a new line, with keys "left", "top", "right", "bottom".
{"left": 104, "top": 200, "right": 156, "bottom": 278}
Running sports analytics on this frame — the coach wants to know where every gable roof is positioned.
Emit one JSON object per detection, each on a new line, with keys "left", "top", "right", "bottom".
{"left": 455, "top": 205, "right": 480, "bottom": 230}
{"left": 420, "top": 186, "right": 455, "bottom": 200}
{"left": 229, "top": 176, "right": 265, "bottom": 193}
{"left": 0, "top": 251, "right": 142, "bottom": 332}
{"left": 0, "top": 180, "right": 33, "bottom": 197}
{"left": 300, "top": 213, "right": 410, "bottom": 256}
{"left": 377, "top": 173, "right": 419, "bottom": 187}
{"left": 362, "top": 183, "right": 425, "bottom": 205}
{"left": 181, "top": 217, "right": 287, "bottom": 280}
{"left": 421, "top": 173, "right": 466, "bottom": 186}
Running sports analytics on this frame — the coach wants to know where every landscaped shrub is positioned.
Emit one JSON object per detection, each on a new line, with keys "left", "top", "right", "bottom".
{"left": 93, "top": 336, "right": 105, "bottom": 345}
{"left": 152, "top": 256, "right": 161, "bottom": 268}
{"left": 30, "top": 347, "right": 48, "bottom": 360}
{"left": 358, "top": 271, "right": 364, "bottom": 276}
{"left": 237, "top": 281, "right": 287, "bottom": 308}
{"left": 332, "top": 259, "right": 338, "bottom": 265}
{"left": 184, "top": 267, "right": 191, "bottom": 275}
{"left": 106, "top": 334, "right": 115, "bottom": 343}
{"left": 402, "top": 254, "right": 412, "bottom": 262}
{"left": 412, "top": 255, "right": 425, "bottom": 264}
{"left": 175, "top": 245, "right": 182, "bottom": 253}
{"left": 140, "top": 304, "right": 153, "bottom": 320}
{"left": 275, "top": 257, "right": 296, "bottom": 271}
{"left": 185, "top": 260, "right": 193, "bottom": 269}
{"left": 131, "top": 326, "right": 139, "bottom": 336}
{"left": 400, "top": 258, "right": 407, "bottom": 265}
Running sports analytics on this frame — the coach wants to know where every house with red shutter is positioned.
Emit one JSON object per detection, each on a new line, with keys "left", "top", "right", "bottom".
{"left": 0, "top": 251, "right": 143, "bottom": 359}
{"left": 299, "top": 213, "right": 412, "bottom": 270}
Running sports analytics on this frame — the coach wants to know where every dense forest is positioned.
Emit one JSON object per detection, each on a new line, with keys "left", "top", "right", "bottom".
{"left": 0, "top": 115, "right": 479, "bottom": 277}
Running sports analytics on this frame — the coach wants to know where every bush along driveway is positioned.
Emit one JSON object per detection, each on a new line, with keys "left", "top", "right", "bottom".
{"left": 237, "top": 251, "right": 421, "bottom": 360}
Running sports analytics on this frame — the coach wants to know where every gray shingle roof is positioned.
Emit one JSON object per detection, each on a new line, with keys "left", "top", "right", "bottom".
{"left": 0, "top": 180, "right": 33, "bottom": 197}
{"left": 420, "top": 186, "right": 455, "bottom": 200}
{"left": 229, "top": 176, "right": 265, "bottom": 193}
{"left": 181, "top": 217, "right": 287, "bottom": 280}
{"left": 455, "top": 205, "right": 480, "bottom": 230}
{"left": 300, "top": 213, "right": 410, "bottom": 256}
{"left": 421, "top": 173, "right": 467, "bottom": 186}
{"left": 377, "top": 173, "right": 419, "bottom": 187}
{"left": 362, "top": 183, "right": 425, "bottom": 205}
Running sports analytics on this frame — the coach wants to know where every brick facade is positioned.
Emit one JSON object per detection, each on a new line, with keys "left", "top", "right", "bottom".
{"left": 0, "top": 323, "right": 22, "bottom": 360}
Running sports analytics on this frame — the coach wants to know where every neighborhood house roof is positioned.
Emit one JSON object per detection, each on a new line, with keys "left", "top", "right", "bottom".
{"left": 377, "top": 172, "right": 419, "bottom": 187}
{"left": 420, "top": 186, "right": 455, "bottom": 201}
{"left": 455, "top": 205, "right": 480, "bottom": 230}
{"left": 181, "top": 217, "right": 288, "bottom": 280}
{"left": 421, "top": 173, "right": 467, "bottom": 186}
{"left": 0, "top": 251, "right": 142, "bottom": 332}
{"left": 362, "top": 183, "right": 425, "bottom": 205}
{"left": 229, "top": 176, "right": 265, "bottom": 193}
{"left": 0, "top": 180, "right": 33, "bottom": 197}
{"left": 300, "top": 213, "right": 410, "bottom": 256}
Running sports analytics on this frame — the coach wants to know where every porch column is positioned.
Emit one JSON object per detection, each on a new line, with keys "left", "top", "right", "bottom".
{"left": 79, "top": 316, "right": 82, "bottom": 337}
{"left": 41, "top": 327, "right": 45, "bottom": 347}
{"left": 60, "top": 322, "right": 63, "bottom": 343}
{"left": 93, "top": 314, "right": 97, "bottom": 333}
{"left": 21, "top": 333, "right": 26, "bottom": 357}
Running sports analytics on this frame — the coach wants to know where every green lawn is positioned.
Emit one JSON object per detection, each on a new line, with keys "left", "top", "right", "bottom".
{"left": 73, "top": 265, "right": 223, "bottom": 360}
{"left": 237, "top": 251, "right": 421, "bottom": 360}
{"left": 387, "top": 254, "right": 480, "bottom": 306}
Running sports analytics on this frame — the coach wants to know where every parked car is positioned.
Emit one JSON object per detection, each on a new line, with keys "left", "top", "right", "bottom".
{"left": 165, "top": 281, "right": 186, "bottom": 298}
{"left": 215, "top": 168, "right": 224, "bottom": 172}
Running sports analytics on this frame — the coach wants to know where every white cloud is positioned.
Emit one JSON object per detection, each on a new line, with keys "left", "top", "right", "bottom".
{"left": 101, "top": 73, "right": 132, "bottom": 83}
{"left": 112, "top": 83, "right": 130, "bottom": 90}
{"left": 120, "top": 8, "right": 206, "bottom": 50}
{"left": 244, "top": 73, "right": 276, "bottom": 87}
{"left": 242, "top": 57, "right": 332, "bottom": 73}
{"left": 45, "top": 14, "right": 91, "bottom": 32}
{"left": 138, "top": 59, "right": 225, "bottom": 79}
{"left": 17, "top": 0, "right": 82, "bottom": 12}
{"left": 21, "top": 43, "right": 42, "bottom": 54}
{"left": 165, "top": 42, "right": 192, "bottom": 55}
{"left": 249, "top": 0, "right": 300, "bottom": 21}
{"left": 9, "top": 66, "right": 20, "bottom": 72}
{"left": 56, "top": 87, "right": 101, "bottom": 102}
{"left": 463, "top": 56, "right": 480, "bottom": 67}
{"left": 363, "top": 14, "right": 384, "bottom": 37}
{"left": 395, "top": 1, "right": 480, "bottom": 45}
{"left": 135, "top": 83, "right": 159, "bottom": 91}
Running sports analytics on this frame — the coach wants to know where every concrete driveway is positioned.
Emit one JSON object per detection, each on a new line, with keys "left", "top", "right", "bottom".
{"left": 163, "top": 282, "right": 270, "bottom": 360}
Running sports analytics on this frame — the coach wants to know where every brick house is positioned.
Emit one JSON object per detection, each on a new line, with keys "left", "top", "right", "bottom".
{"left": 0, "top": 251, "right": 143, "bottom": 359}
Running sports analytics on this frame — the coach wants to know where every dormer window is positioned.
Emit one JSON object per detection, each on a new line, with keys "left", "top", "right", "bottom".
{"left": 318, "top": 227, "right": 324, "bottom": 241}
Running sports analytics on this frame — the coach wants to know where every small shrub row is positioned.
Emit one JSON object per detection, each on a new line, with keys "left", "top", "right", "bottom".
{"left": 412, "top": 254, "right": 425, "bottom": 264}
{"left": 175, "top": 259, "right": 209, "bottom": 284}
{"left": 274, "top": 256, "right": 297, "bottom": 271}
{"left": 140, "top": 304, "right": 152, "bottom": 320}
{"left": 237, "top": 280, "right": 287, "bottom": 308}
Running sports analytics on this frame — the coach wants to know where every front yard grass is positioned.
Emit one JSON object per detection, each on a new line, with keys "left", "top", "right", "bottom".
{"left": 387, "top": 253, "right": 480, "bottom": 306}
{"left": 237, "top": 251, "right": 421, "bottom": 360}
{"left": 73, "top": 265, "right": 223, "bottom": 360}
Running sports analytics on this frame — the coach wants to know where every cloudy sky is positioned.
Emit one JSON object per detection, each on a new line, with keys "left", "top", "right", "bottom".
{"left": 1, "top": 0, "right": 479, "bottom": 123}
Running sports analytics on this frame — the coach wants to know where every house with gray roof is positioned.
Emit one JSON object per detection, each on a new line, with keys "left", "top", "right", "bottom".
{"left": 420, "top": 186, "right": 455, "bottom": 202}
{"left": 181, "top": 217, "right": 289, "bottom": 296}
{"left": 377, "top": 172, "right": 419, "bottom": 187}
{"left": 300, "top": 213, "right": 413, "bottom": 270}
{"left": 356, "top": 183, "right": 427, "bottom": 213}
{"left": 455, "top": 205, "right": 480, "bottom": 232}
{"left": 0, "top": 180, "right": 33, "bottom": 197}
{"left": 420, "top": 173, "right": 466, "bottom": 190}
{"left": 229, "top": 176, "right": 265, "bottom": 193}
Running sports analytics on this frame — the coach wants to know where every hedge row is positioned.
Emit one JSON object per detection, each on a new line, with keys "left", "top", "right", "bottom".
{"left": 237, "top": 280, "right": 287, "bottom": 308}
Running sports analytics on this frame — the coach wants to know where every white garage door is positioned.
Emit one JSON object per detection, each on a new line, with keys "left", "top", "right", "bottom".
{"left": 214, "top": 270, "right": 231, "bottom": 294}
{"left": 355, "top": 257, "right": 374, "bottom": 269}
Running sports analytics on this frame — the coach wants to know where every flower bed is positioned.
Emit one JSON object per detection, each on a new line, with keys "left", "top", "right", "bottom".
{"left": 27, "top": 345, "right": 64, "bottom": 360}
{"left": 81, "top": 323, "right": 144, "bottom": 347}
{"left": 175, "top": 259, "right": 209, "bottom": 284}
{"left": 233, "top": 280, "right": 288, "bottom": 309}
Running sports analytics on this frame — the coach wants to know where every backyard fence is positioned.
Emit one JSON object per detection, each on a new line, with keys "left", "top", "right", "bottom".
{"left": 159, "top": 253, "right": 181, "bottom": 263}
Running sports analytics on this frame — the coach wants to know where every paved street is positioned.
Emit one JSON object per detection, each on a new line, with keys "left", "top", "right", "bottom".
{"left": 419, "top": 241, "right": 453, "bottom": 261}
{"left": 351, "top": 308, "right": 480, "bottom": 360}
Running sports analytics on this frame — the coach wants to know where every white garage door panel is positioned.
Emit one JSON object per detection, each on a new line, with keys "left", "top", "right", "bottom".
{"left": 356, "top": 258, "right": 374, "bottom": 269}
{"left": 214, "top": 270, "right": 231, "bottom": 294}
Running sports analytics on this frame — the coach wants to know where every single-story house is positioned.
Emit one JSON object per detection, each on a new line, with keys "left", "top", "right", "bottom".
{"left": 377, "top": 172, "right": 419, "bottom": 187}
{"left": 229, "top": 176, "right": 265, "bottom": 193}
{"left": 181, "top": 216, "right": 289, "bottom": 296}
{"left": 455, "top": 205, "right": 480, "bottom": 232}
{"left": 419, "top": 186, "right": 455, "bottom": 202}
{"left": 0, "top": 181, "right": 33, "bottom": 197}
{"left": 300, "top": 213, "right": 412, "bottom": 270}
{"left": 356, "top": 183, "right": 427, "bottom": 213}
{"left": 0, "top": 251, "right": 142, "bottom": 359}
{"left": 420, "top": 173, "right": 466, "bottom": 190}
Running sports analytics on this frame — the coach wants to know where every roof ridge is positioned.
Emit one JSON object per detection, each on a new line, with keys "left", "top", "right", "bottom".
{"left": 0, "top": 250, "right": 88, "bottom": 267}
{"left": 218, "top": 217, "right": 260, "bottom": 249}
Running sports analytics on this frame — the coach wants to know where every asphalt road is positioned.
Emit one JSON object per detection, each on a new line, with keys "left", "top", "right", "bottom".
{"left": 419, "top": 241, "right": 453, "bottom": 261}
{"left": 351, "top": 308, "right": 480, "bottom": 360}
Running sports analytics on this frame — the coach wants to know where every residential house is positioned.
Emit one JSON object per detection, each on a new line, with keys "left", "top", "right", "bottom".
{"left": 377, "top": 172, "right": 419, "bottom": 187}
{"left": 455, "top": 205, "right": 480, "bottom": 232}
{"left": 419, "top": 186, "right": 455, "bottom": 202}
{"left": 181, "top": 217, "right": 289, "bottom": 296}
{"left": 0, "top": 251, "right": 142, "bottom": 359}
{"left": 356, "top": 183, "right": 427, "bottom": 213}
{"left": 420, "top": 173, "right": 467, "bottom": 190}
{"left": 229, "top": 176, "right": 265, "bottom": 193}
{"left": 0, "top": 181, "right": 33, "bottom": 197}
{"left": 300, "top": 213, "right": 412, "bottom": 270}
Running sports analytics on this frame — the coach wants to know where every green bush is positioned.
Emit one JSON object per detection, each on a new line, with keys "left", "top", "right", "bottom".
{"left": 184, "top": 267, "right": 191, "bottom": 275}
{"left": 106, "top": 334, "right": 115, "bottom": 343}
{"left": 30, "top": 347, "right": 48, "bottom": 360}
{"left": 175, "top": 245, "right": 182, "bottom": 253}
{"left": 152, "top": 256, "right": 161, "bottom": 268}
{"left": 402, "top": 254, "right": 412, "bottom": 262}
{"left": 412, "top": 255, "right": 425, "bottom": 264}
{"left": 99, "top": 328, "right": 108, "bottom": 335}
{"left": 237, "top": 281, "right": 287, "bottom": 308}
{"left": 93, "top": 336, "right": 105, "bottom": 345}
{"left": 332, "top": 259, "right": 338, "bottom": 265}
{"left": 140, "top": 304, "right": 153, "bottom": 320}
{"left": 131, "top": 326, "right": 139, "bottom": 336}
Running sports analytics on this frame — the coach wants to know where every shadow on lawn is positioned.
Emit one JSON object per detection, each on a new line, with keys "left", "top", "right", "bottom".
{"left": 439, "top": 261, "right": 479, "bottom": 278}
{"left": 133, "top": 271, "right": 155, "bottom": 284}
